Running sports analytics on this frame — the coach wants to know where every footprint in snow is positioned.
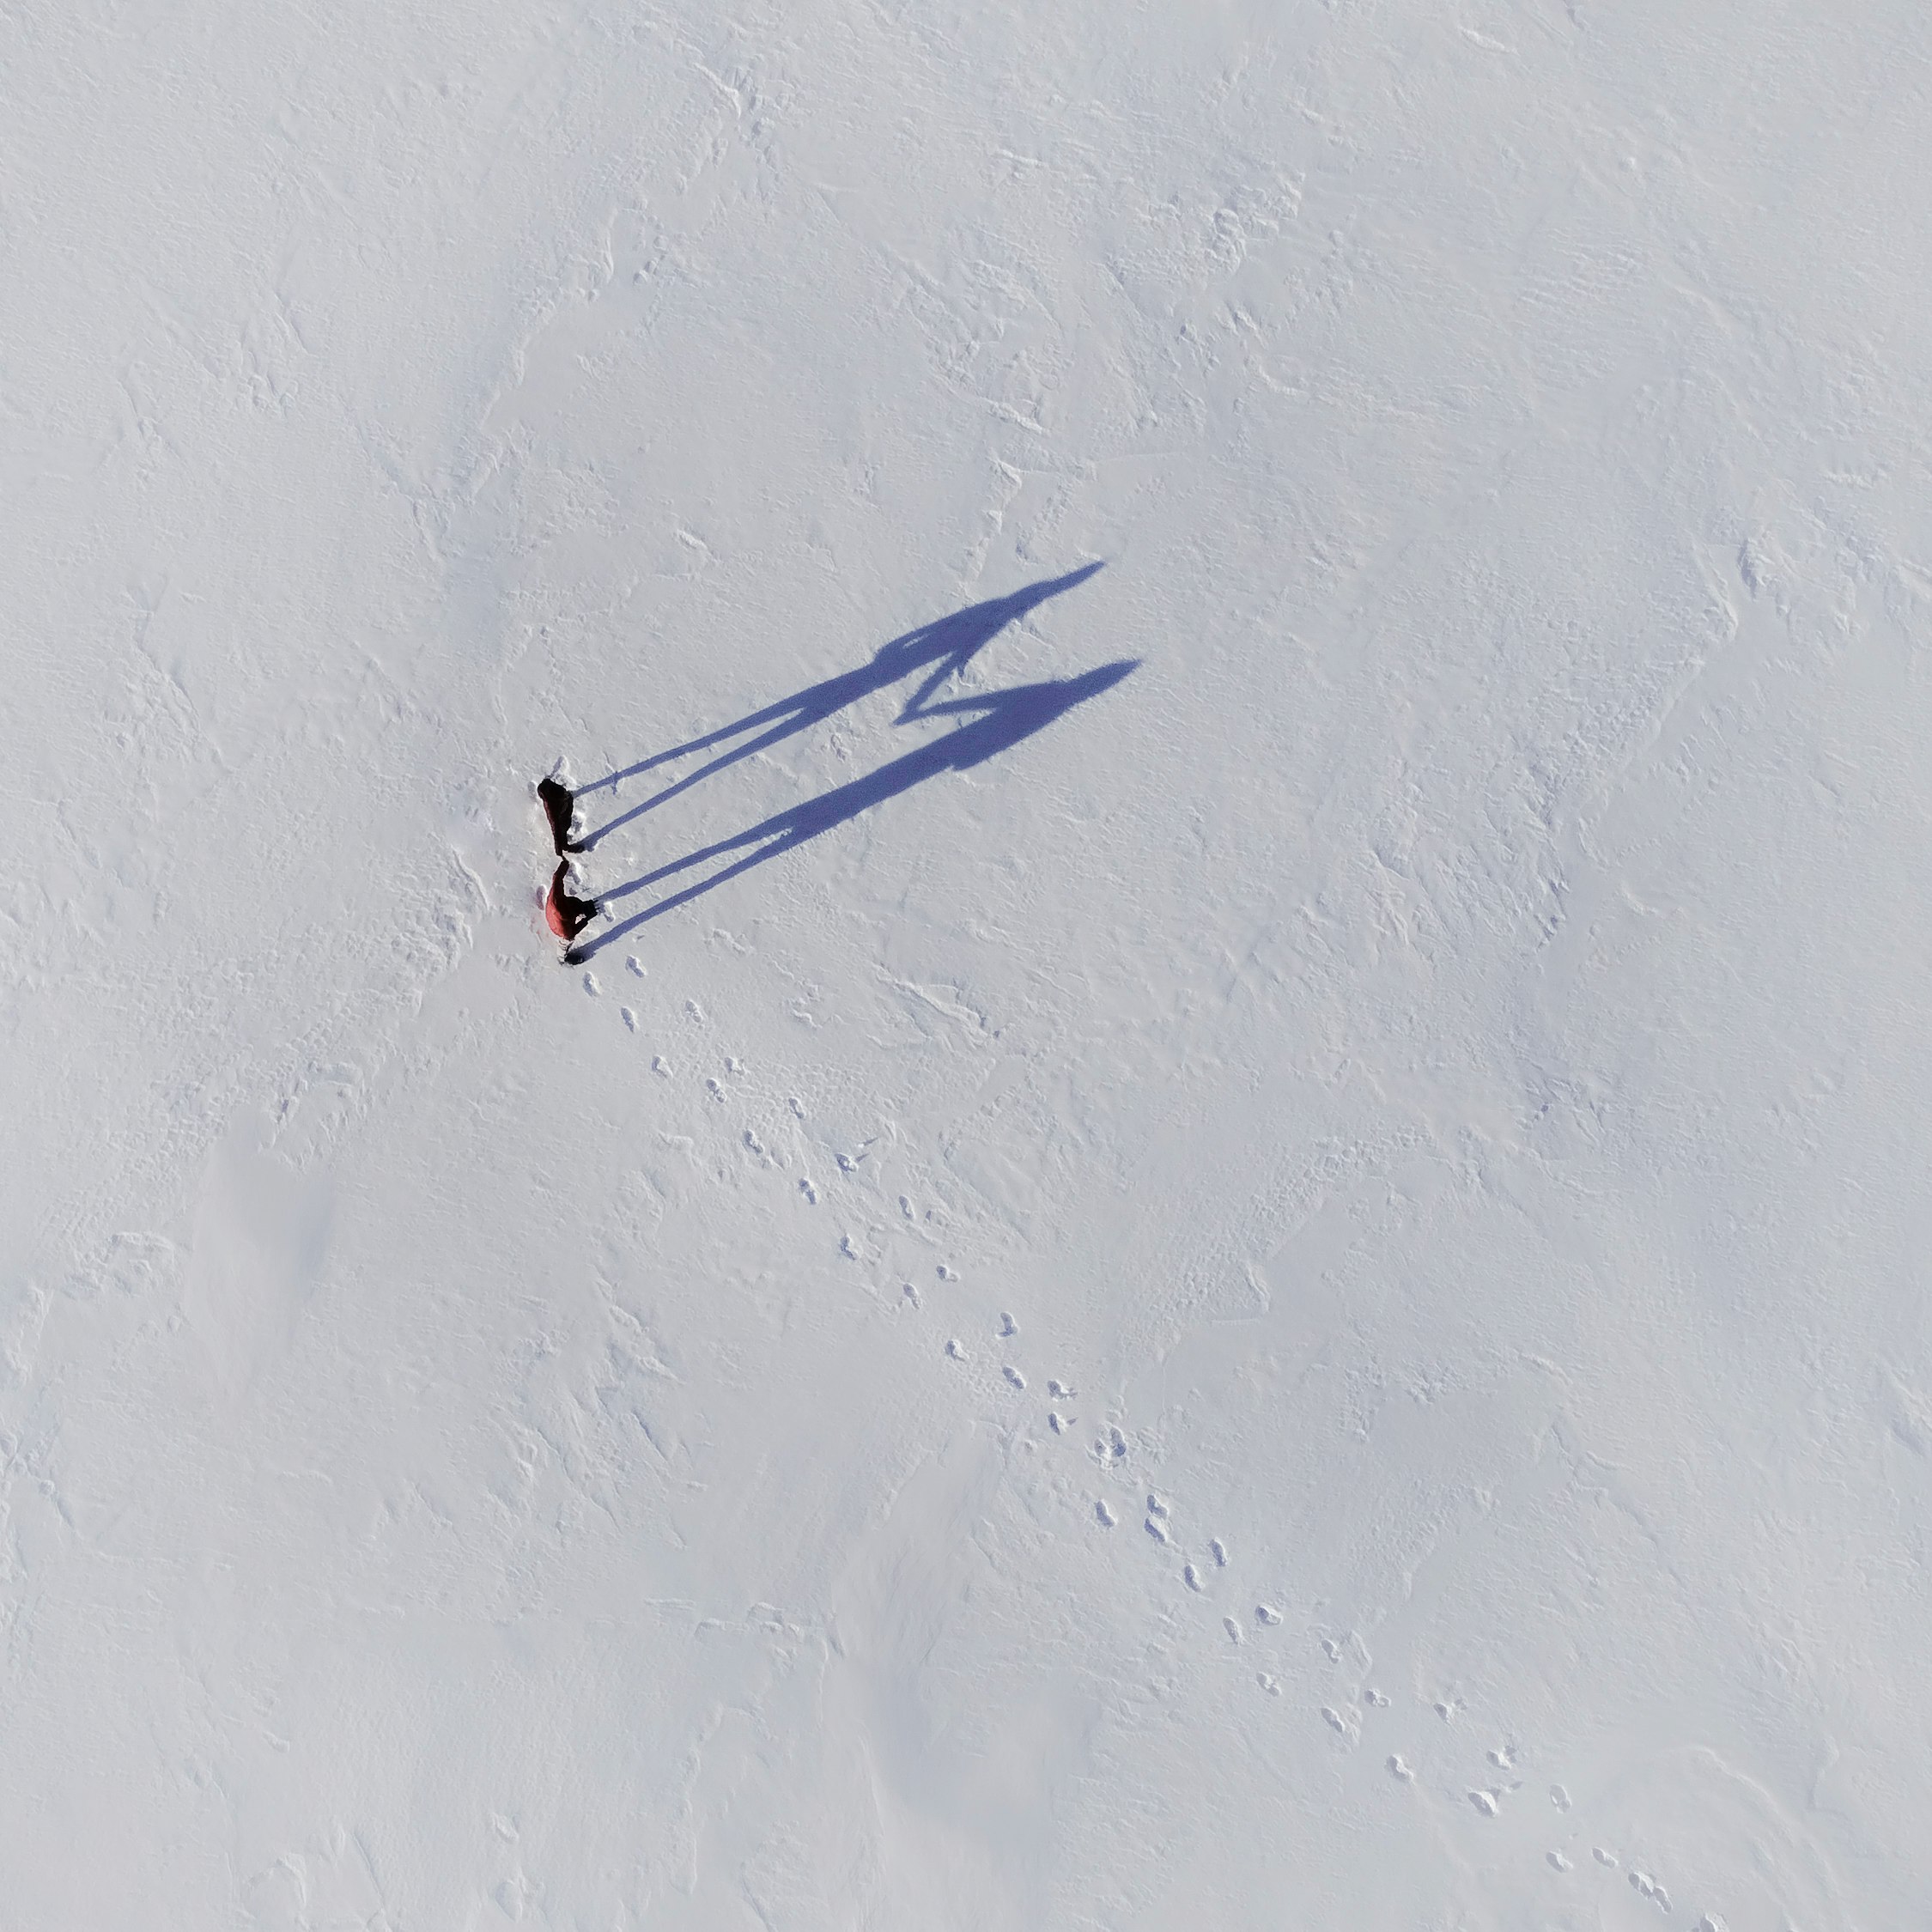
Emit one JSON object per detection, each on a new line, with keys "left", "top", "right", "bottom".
{"left": 1630, "top": 1870, "right": 1672, "bottom": 1911}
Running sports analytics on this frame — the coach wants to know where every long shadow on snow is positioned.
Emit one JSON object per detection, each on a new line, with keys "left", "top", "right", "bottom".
{"left": 574, "top": 659, "right": 1138, "bottom": 957}
{"left": 574, "top": 561, "right": 1105, "bottom": 848}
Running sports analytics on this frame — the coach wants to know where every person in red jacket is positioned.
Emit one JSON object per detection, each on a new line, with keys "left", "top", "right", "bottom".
{"left": 544, "top": 860, "right": 598, "bottom": 962}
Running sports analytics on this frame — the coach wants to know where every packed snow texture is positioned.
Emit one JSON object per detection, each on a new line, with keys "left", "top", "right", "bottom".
{"left": 5, "top": 3, "right": 1932, "bottom": 1926}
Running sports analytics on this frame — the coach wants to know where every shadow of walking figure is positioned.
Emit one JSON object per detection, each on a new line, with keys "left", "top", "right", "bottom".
{"left": 574, "top": 561, "right": 1104, "bottom": 849}
{"left": 574, "top": 658, "right": 1137, "bottom": 957}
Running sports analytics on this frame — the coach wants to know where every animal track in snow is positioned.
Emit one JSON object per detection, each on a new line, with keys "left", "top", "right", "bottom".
{"left": 1095, "top": 1500, "right": 1115, "bottom": 1526}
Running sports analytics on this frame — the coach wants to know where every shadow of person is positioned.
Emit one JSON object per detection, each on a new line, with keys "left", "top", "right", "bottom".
{"left": 574, "top": 561, "right": 1104, "bottom": 848}
{"left": 574, "top": 657, "right": 1137, "bottom": 955}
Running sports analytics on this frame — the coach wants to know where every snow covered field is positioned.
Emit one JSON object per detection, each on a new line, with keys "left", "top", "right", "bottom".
{"left": 6, "top": 1, "right": 1932, "bottom": 1923}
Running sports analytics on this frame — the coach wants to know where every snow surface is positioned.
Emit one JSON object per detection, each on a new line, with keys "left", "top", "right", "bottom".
{"left": 5, "top": 3, "right": 1932, "bottom": 1925}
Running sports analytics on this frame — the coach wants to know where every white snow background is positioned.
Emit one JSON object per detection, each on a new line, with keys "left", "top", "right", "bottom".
{"left": 4, "top": 2, "right": 1932, "bottom": 1925}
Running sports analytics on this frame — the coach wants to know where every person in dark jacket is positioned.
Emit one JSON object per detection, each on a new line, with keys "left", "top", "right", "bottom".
{"left": 537, "top": 775, "right": 582, "bottom": 855}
